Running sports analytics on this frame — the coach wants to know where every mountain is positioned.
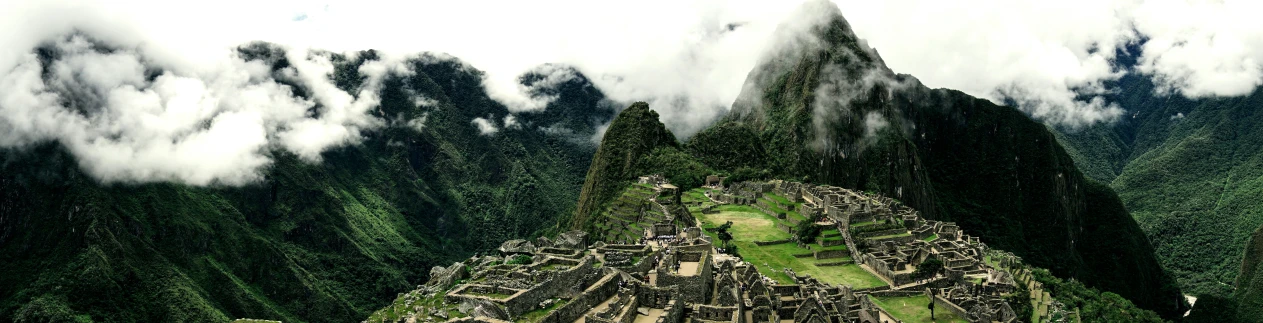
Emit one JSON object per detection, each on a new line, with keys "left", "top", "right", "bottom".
{"left": 1054, "top": 73, "right": 1263, "bottom": 298}
{"left": 0, "top": 42, "right": 611, "bottom": 322}
{"left": 1234, "top": 224, "right": 1263, "bottom": 321}
{"left": 673, "top": 1, "right": 1186, "bottom": 318}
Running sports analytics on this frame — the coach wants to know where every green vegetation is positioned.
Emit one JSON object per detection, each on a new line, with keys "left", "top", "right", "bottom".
{"left": 364, "top": 288, "right": 463, "bottom": 323}
{"left": 794, "top": 213, "right": 825, "bottom": 244}
{"left": 1, "top": 47, "right": 605, "bottom": 322}
{"left": 681, "top": 6, "right": 1185, "bottom": 318}
{"left": 866, "top": 233, "right": 912, "bottom": 240}
{"left": 1028, "top": 268, "right": 1164, "bottom": 323}
{"left": 506, "top": 255, "right": 533, "bottom": 265}
{"left": 694, "top": 204, "right": 883, "bottom": 289}
{"left": 570, "top": 102, "right": 689, "bottom": 231}
{"left": 696, "top": 206, "right": 790, "bottom": 242}
{"left": 911, "top": 257, "right": 942, "bottom": 280}
{"left": 714, "top": 221, "right": 734, "bottom": 249}
{"left": 735, "top": 242, "right": 882, "bottom": 288}
{"left": 584, "top": 184, "right": 668, "bottom": 242}
{"left": 1233, "top": 224, "right": 1263, "bottom": 322}
{"left": 1054, "top": 74, "right": 1263, "bottom": 301}
{"left": 871, "top": 295, "right": 967, "bottom": 323}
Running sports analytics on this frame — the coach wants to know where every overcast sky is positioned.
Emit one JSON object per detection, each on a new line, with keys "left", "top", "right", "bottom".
{"left": 1, "top": 0, "right": 1260, "bottom": 185}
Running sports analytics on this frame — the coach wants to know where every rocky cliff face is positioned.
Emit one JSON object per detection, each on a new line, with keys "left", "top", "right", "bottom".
{"left": 687, "top": 1, "right": 1186, "bottom": 318}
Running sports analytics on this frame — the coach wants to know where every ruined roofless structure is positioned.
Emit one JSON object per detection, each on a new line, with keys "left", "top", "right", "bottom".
{"left": 384, "top": 177, "right": 1019, "bottom": 323}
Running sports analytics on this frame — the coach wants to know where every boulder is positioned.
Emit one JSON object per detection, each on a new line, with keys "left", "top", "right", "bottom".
{"left": 499, "top": 239, "right": 536, "bottom": 255}
{"left": 535, "top": 236, "right": 554, "bottom": 248}
{"left": 426, "top": 262, "right": 468, "bottom": 289}
{"left": 466, "top": 298, "right": 510, "bottom": 321}
{"left": 555, "top": 230, "right": 589, "bottom": 249}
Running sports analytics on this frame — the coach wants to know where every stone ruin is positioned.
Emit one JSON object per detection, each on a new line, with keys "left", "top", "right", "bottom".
{"left": 391, "top": 180, "right": 1027, "bottom": 323}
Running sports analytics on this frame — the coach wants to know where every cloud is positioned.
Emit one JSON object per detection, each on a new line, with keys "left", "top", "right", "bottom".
{"left": 1131, "top": 0, "right": 1263, "bottom": 97}
{"left": 2, "top": 0, "right": 1263, "bottom": 185}
{"left": 503, "top": 115, "right": 521, "bottom": 130}
{"left": 0, "top": 34, "right": 406, "bottom": 186}
{"left": 471, "top": 117, "right": 499, "bottom": 136}
{"left": 831, "top": 0, "right": 1134, "bottom": 128}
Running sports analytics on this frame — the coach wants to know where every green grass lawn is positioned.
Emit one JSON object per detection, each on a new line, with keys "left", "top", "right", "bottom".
{"left": 734, "top": 241, "right": 883, "bottom": 288}
{"left": 698, "top": 205, "right": 791, "bottom": 241}
{"left": 814, "top": 244, "right": 847, "bottom": 251}
{"left": 684, "top": 188, "right": 711, "bottom": 203}
{"left": 872, "top": 295, "right": 968, "bottom": 323}
{"left": 697, "top": 207, "right": 884, "bottom": 289}
{"left": 851, "top": 220, "right": 877, "bottom": 227}
{"left": 765, "top": 193, "right": 794, "bottom": 206}
{"left": 923, "top": 234, "right": 938, "bottom": 242}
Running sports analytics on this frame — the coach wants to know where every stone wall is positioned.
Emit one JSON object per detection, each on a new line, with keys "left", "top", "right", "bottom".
{"left": 662, "top": 299, "right": 684, "bottom": 323}
{"left": 869, "top": 290, "right": 924, "bottom": 298}
{"left": 626, "top": 247, "right": 666, "bottom": 273}
{"left": 754, "top": 239, "right": 793, "bottom": 246}
{"left": 933, "top": 294, "right": 970, "bottom": 321}
{"left": 866, "top": 234, "right": 916, "bottom": 245}
{"left": 818, "top": 238, "right": 845, "bottom": 247}
{"left": 537, "top": 272, "right": 623, "bottom": 323}
{"left": 655, "top": 251, "right": 712, "bottom": 304}
{"left": 692, "top": 305, "right": 739, "bottom": 322}
{"left": 446, "top": 284, "right": 524, "bottom": 304}
{"left": 537, "top": 248, "right": 583, "bottom": 259}
{"left": 855, "top": 228, "right": 907, "bottom": 239}
{"left": 502, "top": 256, "right": 598, "bottom": 316}
{"left": 813, "top": 249, "right": 849, "bottom": 260}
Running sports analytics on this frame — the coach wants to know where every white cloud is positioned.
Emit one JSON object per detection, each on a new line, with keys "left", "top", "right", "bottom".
{"left": 503, "top": 115, "right": 521, "bottom": 130}
{"left": 1131, "top": 0, "right": 1263, "bottom": 97}
{"left": 471, "top": 117, "right": 499, "bottom": 136}
{"left": 831, "top": 0, "right": 1134, "bottom": 127}
{"left": 0, "top": 34, "right": 405, "bottom": 185}
{"left": 2, "top": 0, "right": 1263, "bottom": 185}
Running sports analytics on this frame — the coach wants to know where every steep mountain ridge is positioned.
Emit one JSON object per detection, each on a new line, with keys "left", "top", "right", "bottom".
{"left": 1237, "top": 224, "right": 1263, "bottom": 321}
{"left": 682, "top": 2, "right": 1186, "bottom": 318}
{"left": 0, "top": 42, "right": 610, "bottom": 322}
{"left": 1055, "top": 73, "right": 1263, "bottom": 297}
{"left": 569, "top": 102, "right": 712, "bottom": 232}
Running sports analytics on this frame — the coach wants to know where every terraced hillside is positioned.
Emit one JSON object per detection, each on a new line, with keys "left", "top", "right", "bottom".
{"left": 585, "top": 183, "right": 671, "bottom": 243}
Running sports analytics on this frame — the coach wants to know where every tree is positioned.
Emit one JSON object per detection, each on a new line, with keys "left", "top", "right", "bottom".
{"left": 928, "top": 300, "right": 935, "bottom": 320}
{"left": 795, "top": 213, "right": 825, "bottom": 243}
{"left": 914, "top": 256, "right": 944, "bottom": 280}
{"left": 716, "top": 221, "right": 734, "bottom": 248}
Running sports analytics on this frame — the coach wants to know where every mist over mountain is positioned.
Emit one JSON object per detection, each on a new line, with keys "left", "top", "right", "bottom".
{"left": 0, "top": 42, "right": 612, "bottom": 322}
{"left": 696, "top": 2, "right": 1187, "bottom": 317}
{"left": 2, "top": 0, "right": 1263, "bottom": 322}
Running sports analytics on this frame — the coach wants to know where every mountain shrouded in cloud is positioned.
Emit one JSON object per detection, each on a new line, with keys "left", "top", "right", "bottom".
{"left": 1, "top": 35, "right": 406, "bottom": 185}
{"left": 4, "top": 0, "right": 1263, "bottom": 186}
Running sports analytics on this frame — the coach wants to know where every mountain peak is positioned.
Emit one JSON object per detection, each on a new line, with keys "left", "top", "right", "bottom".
{"left": 569, "top": 102, "right": 678, "bottom": 230}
